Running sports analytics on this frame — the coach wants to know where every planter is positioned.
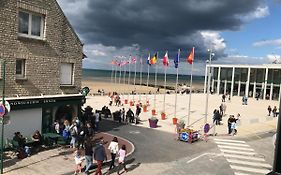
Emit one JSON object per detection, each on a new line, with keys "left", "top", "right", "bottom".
{"left": 172, "top": 117, "right": 178, "bottom": 125}
{"left": 143, "top": 105, "right": 147, "bottom": 112}
{"left": 151, "top": 109, "right": 157, "bottom": 115}
{"left": 149, "top": 118, "right": 158, "bottom": 128}
{"left": 124, "top": 99, "right": 128, "bottom": 104}
{"left": 161, "top": 113, "right": 166, "bottom": 120}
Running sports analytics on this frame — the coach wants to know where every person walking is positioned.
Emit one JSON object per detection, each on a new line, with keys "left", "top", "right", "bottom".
{"left": 222, "top": 94, "right": 226, "bottom": 102}
{"left": 227, "top": 115, "right": 235, "bottom": 135}
{"left": 84, "top": 139, "right": 94, "bottom": 175}
{"left": 121, "top": 108, "right": 126, "bottom": 122}
{"left": 273, "top": 106, "right": 278, "bottom": 117}
{"left": 117, "top": 145, "right": 128, "bottom": 175}
{"left": 107, "top": 137, "right": 119, "bottom": 172}
{"left": 74, "top": 148, "right": 84, "bottom": 175}
{"left": 135, "top": 105, "right": 141, "bottom": 124}
{"left": 69, "top": 122, "right": 78, "bottom": 148}
{"left": 94, "top": 140, "right": 107, "bottom": 175}
{"left": 268, "top": 105, "right": 272, "bottom": 116}
{"left": 127, "top": 108, "right": 135, "bottom": 123}
{"left": 95, "top": 111, "right": 100, "bottom": 132}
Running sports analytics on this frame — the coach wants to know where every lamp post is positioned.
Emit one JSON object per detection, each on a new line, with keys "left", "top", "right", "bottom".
{"left": 204, "top": 49, "right": 214, "bottom": 124}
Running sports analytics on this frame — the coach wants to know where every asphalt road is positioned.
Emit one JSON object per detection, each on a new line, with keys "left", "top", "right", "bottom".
{"left": 99, "top": 119, "right": 237, "bottom": 175}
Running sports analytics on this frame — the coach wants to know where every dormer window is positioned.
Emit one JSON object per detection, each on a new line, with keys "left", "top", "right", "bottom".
{"left": 18, "top": 11, "right": 45, "bottom": 39}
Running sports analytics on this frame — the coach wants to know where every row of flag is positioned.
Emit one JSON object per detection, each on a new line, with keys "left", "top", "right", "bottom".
{"left": 148, "top": 48, "right": 194, "bottom": 67}
{"left": 112, "top": 48, "right": 195, "bottom": 68}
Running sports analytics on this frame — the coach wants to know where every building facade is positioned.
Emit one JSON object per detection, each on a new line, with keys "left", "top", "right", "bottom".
{"left": 0, "top": 0, "right": 85, "bottom": 139}
{"left": 204, "top": 64, "right": 281, "bottom": 101}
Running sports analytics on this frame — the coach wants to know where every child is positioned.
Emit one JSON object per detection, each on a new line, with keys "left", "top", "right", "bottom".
{"left": 74, "top": 149, "right": 84, "bottom": 175}
{"left": 117, "top": 145, "right": 128, "bottom": 175}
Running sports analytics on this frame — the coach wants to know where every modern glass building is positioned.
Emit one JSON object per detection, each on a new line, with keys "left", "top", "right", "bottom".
{"left": 204, "top": 64, "right": 281, "bottom": 101}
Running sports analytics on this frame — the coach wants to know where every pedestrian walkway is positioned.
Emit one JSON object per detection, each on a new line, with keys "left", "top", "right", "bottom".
{"left": 3, "top": 132, "right": 134, "bottom": 175}
{"left": 214, "top": 138, "right": 272, "bottom": 175}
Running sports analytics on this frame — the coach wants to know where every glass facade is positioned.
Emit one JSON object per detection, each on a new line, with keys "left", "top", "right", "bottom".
{"left": 208, "top": 65, "right": 281, "bottom": 101}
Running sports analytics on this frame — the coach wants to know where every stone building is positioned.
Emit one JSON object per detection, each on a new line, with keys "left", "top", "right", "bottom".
{"left": 204, "top": 64, "right": 281, "bottom": 101}
{"left": 0, "top": 0, "right": 85, "bottom": 139}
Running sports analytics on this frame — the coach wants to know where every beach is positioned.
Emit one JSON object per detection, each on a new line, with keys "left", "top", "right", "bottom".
{"left": 82, "top": 79, "right": 204, "bottom": 95}
{"left": 82, "top": 69, "right": 205, "bottom": 95}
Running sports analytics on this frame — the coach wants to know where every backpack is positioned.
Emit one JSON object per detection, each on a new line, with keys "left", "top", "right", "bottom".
{"left": 62, "top": 129, "right": 70, "bottom": 139}
{"left": 70, "top": 126, "right": 77, "bottom": 136}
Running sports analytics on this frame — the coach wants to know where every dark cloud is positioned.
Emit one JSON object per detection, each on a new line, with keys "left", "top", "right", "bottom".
{"left": 59, "top": 0, "right": 265, "bottom": 61}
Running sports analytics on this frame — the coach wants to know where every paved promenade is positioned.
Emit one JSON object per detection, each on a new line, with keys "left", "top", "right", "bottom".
{"left": 87, "top": 93, "right": 279, "bottom": 138}
{"left": 2, "top": 93, "right": 278, "bottom": 174}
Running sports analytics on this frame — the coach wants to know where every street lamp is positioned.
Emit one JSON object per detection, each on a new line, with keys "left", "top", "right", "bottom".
{"left": 204, "top": 49, "right": 215, "bottom": 124}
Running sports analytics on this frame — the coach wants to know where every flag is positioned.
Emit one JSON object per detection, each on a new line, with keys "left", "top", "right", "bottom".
{"left": 187, "top": 47, "right": 194, "bottom": 64}
{"left": 174, "top": 49, "right": 180, "bottom": 68}
{"left": 147, "top": 53, "right": 151, "bottom": 65}
{"left": 162, "top": 51, "right": 169, "bottom": 66}
{"left": 150, "top": 52, "right": 158, "bottom": 65}
{"left": 131, "top": 56, "right": 137, "bottom": 64}
{"left": 111, "top": 60, "right": 117, "bottom": 65}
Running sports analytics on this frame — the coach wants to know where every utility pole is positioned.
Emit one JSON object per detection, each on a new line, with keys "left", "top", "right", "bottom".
{"left": 268, "top": 97, "right": 281, "bottom": 174}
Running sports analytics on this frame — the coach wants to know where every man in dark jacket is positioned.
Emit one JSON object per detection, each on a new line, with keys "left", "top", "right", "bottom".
{"left": 94, "top": 140, "right": 107, "bottom": 175}
{"left": 127, "top": 108, "right": 135, "bottom": 123}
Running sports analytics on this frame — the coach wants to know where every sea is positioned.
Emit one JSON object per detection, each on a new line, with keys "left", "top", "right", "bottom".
{"left": 83, "top": 69, "right": 205, "bottom": 87}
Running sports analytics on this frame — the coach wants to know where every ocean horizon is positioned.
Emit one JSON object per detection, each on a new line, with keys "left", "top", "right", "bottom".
{"left": 83, "top": 68, "right": 205, "bottom": 86}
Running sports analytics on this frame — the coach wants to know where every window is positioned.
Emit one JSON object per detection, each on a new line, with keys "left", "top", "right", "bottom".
{"left": 18, "top": 11, "right": 45, "bottom": 39}
{"left": 60, "top": 63, "right": 74, "bottom": 85}
{"left": 16, "top": 59, "right": 26, "bottom": 78}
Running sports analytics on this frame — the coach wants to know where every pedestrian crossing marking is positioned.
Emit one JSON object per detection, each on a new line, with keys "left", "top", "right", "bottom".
{"left": 220, "top": 149, "right": 255, "bottom": 156}
{"left": 230, "top": 165, "right": 270, "bottom": 174}
{"left": 215, "top": 141, "right": 250, "bottom": 147}
{"left": 234, "top": 172, "right": 251, "bottom": 175}
{"left": 214, "top": 138, "right": 246, "bottom": 143}
{"left": 218, "top": 145, "right": 254, "bottom": 151}
{"left": 223, "top": 154, "right": 265, "bottom": 162}
{"left": 215, "top": 138, "right": 272, "bottom": 175}
{"left": 227, "top": 159, "right": 272, "bottom": 168}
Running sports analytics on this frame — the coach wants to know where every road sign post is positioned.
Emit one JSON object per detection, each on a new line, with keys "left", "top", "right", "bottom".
{"left": 0, "top": 61, "right": 6, "bottom": 174}
{"left": 268, "top": 97, "right": 281, "bottom": 175}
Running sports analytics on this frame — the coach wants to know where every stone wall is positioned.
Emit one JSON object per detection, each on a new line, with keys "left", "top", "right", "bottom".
{"left": 0, "top": 0, "right": 83, "bottom": 97}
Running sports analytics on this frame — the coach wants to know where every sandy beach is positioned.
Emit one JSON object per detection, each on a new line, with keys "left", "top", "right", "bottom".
{"left": 82, "top": 79, "right": 204, "bottom": 95}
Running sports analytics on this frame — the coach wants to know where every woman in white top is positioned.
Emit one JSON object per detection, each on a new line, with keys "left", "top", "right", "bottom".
{"left": 107, "top": 137, "right": 119, "bottom": 171}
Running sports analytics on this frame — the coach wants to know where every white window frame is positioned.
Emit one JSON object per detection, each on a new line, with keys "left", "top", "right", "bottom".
{"left": 60, "top": 63, "right": 74, "bottom": 86}
{"left": 18, "top": 10, "right": 45, "bottom": 40}
{"left": 16, "top": 59, "right": 26, "bottom": 79}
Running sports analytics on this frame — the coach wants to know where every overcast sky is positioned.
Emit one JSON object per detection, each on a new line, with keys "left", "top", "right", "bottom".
{"left": 58, "top": 0, "right": 281, "bottom": 75}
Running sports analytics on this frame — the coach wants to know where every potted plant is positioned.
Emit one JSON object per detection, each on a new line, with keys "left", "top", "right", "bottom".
{"left": 148, "top": 116, "right": 158, "bottom": 128}
{"left": 161, "top": 112, "right": 166, "bottom": 120}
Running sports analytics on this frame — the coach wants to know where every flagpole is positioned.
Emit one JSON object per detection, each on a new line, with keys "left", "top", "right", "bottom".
{"left": 188, "top": 57, "right": 194, "bottom": 126}
{"left": 163, "top": 63, "right": 167, "bottom": 113}
{"left": 123, "top": 63, "right": 126, "bottom": 84}
{"left": 119, "top": 64, "right": 122, "bottom": 84}
{"left": 146, "top": 63, "right": 150, "bottom": 87}
{"left": 139, "top": 56, "right": 143, "bottom": 102}
{"left": 153, "top": 53, "right": 158, "bottom": 111}
{"left": 146, "top": 54, "right": 150, "bottom": 104}
{"left": 174, "top": 49, "right": 180, "bottom": 120}
{"left": 111, "top": 63, "right": 114, "bottom": 84}
{"left": 128, "top": 56, "right": 131, "bottom": 86}
{"left": 133, "top": 57, "right": 137, "bottom": 103}
{"left": 174, "top": 67, "right": 179, "bottom": 118}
